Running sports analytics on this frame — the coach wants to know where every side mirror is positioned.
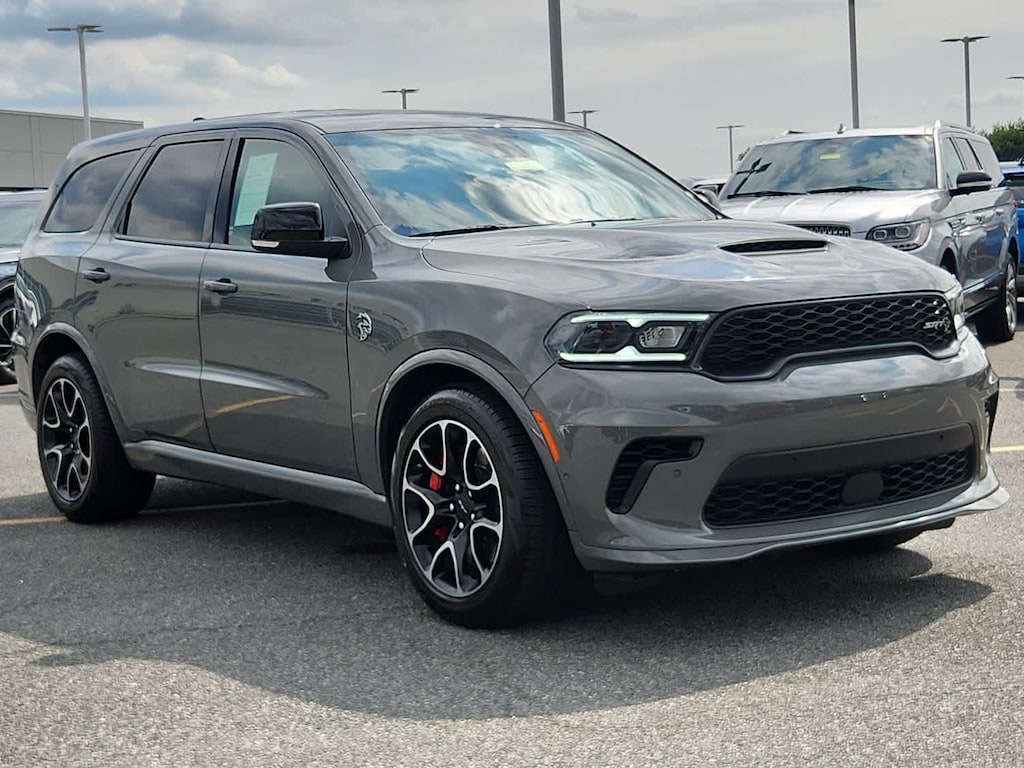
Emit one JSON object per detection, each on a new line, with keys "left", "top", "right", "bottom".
{"left": 694, "top": 187, "right": 722, "bottom": 212}
{"left": 252, "top": 202, "right": 349, "bottom": 258}
{"left": 951, "top": 171, "right": 992, "bottom": 197}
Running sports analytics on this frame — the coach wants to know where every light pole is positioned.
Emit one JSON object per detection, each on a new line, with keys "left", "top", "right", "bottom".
{"left": 569, "top": 109, "right": 597, "bottom": 128}
{"left": 940, "top": 35, "right": 989, "bottom": 127}
{"left": 716, "top": 124, "right": 744, "bottom": 173}
{"left": 47, "top": 24, "right": 103, "bottom": 141}
{"left": 1008, "top": 76, "right": 1024, "bottom": 120}
{"left": 848, "top": 0, "right": 860, "bottom": 128}
{"left": 381, "top": 88, "right": 419, "bottom": 109}
{"left": 548, "top": 0, "right": 565, "bottom": 122}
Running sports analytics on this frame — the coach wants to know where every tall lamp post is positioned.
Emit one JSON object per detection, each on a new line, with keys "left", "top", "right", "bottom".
{"left": 1008, "top": 76, "right": 1024, "bottom": 120}
{"left": 716, "top": 124, "right": 744, "bottom": 173}
{"left": 940, "top": 35, "right": 989, "bottom": 127}
{"left": 47, "top": 24, "right": 103, "bottom": 141}
{"left": 569, "top": 109, "right": 597, "bottom": 128}
{"left": 381, "top": 87, "right": 419, "bottom": 109}
{"left": 548, "top": 0, "right": 565, "bottom": 122}
{"left": 848, "top": 0, "right": 860, "bottom": 128}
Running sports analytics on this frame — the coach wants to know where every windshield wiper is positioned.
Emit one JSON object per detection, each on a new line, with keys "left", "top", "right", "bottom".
{"left": 807, "top": 185, "right": 887, "bottom": 193}
{"left": 727, "top": 190, "right": 803, "bottom": 198}
{"left": 410, "top": 224, "right": 532, "bottom": 237}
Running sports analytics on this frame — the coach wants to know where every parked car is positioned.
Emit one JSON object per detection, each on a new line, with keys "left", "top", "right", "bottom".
{"left": 1000, "top": 160, "right": 1024, "bottom": 259}
{"left": 13, "top": 110, "right": 1006, "bottom": 627}
{"left": 718, "top": 123, "right": 1019, "bottom": 343}
{"left": 0, "top": 190, "right": 46, "bottom": 384}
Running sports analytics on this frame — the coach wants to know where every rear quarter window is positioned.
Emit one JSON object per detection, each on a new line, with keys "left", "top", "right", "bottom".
{"left": 43, "top": 150, "right": 141, "bottom": 234}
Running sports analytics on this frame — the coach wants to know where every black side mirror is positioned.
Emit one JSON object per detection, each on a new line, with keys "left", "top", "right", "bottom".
{"left": 252, "top": 202, "right": 349, "bottom": 258}
{"left": 951, "top": 171, "right": 992, "bottom": 197}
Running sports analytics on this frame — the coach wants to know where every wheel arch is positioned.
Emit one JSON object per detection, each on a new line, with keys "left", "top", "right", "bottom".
{"left": 374, "top": 351, "right": 573, "bottom": 530}
{"left": 29, "top": 324, "right": 129, "bottom": 440}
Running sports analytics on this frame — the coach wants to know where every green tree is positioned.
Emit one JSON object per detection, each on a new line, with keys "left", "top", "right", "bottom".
{"left": 982, "top": 120, "right": 1024, "bottom": 161}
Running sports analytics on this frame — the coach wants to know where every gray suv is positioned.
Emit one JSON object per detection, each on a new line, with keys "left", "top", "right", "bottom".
{"left": 12, "top": 111, "right": 1007, "bottom": 627}
{"left": 718, "top": 123, "right": 1019, "bottom": 343}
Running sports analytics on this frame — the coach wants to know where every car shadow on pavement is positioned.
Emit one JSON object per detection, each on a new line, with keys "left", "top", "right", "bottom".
{"left": 0, "top": 494, "right": 992, "bottom": 720}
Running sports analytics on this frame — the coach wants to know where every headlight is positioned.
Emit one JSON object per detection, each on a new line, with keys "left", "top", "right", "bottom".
{"left": 867, "top": 220, "right": 931, "bottom": 250}
{"left": 944, "top": 285, "right": 966, "bottom": 332}
{"left": 545, "top": 312, "right": 711, "bottom": 364}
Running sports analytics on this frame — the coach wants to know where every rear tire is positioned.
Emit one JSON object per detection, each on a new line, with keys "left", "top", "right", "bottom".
{"left": 390, "top": 385, "right": 581, "bottom": 628}
{"left": 975, "top": 261, "right": 1017, "bottom": 343}
{"left": 37, "top": 354, "right": 155, "bottom": 522}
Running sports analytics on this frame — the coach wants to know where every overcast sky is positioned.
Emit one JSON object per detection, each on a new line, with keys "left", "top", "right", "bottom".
{"left": 2, "top": 0, "right": 1023, "bottom": 178}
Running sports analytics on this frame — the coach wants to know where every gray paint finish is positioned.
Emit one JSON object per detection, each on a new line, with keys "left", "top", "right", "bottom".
{"left": 11, "top": 109, "right": 1007, "bottom": 572}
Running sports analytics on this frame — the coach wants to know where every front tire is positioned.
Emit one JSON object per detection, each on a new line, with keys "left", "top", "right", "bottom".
{"left": 975, "top": 261, "right": 1017, "bottom": 343}
{"left": 390, "top": 386, "right": 579, "bottom": 628}
{"left": 37, "top": 354, "right": 155, "bottom": 522}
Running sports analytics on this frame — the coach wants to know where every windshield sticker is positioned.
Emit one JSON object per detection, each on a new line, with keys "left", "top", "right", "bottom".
{"left": 234, "top": 152, "right": 279, "bottom": 226}
{"left": 819, "top": 153, "right": 842, "bottom": 160}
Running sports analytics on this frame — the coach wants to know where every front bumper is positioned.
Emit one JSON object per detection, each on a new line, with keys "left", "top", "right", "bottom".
{"left": 528, "top": 331, "right": 1005, "bottom": 571}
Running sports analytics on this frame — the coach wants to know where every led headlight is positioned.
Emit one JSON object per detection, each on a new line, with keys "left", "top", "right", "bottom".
{"left": 867, "top": 220, "right": 931, "bottom": 251}
{"left": 944, "top": 284, "right": 966, "bottom": 332}
{"left": 545, "top": 312, "right": 711, "bottom": 364}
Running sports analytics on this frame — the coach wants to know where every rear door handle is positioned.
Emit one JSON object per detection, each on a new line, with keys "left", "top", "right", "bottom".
{"left": 81, "top": 268, "right": 110, "bottom": 283}
{"left": 203, "top": 278, "right": 238, "bottom": 294}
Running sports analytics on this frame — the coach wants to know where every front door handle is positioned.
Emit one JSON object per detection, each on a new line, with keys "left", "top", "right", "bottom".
{"left": 203, "top": 278, "right": 238, "bottom": 294}
{"left": 81, "top": 268, "right": 111, "bottom": 283}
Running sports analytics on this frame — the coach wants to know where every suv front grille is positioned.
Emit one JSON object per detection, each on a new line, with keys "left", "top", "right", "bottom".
{"left": 695, "top": 294, "right": 957, "bottom": 380}
{"left": 799, "top": 224, "right": 851, "bottom": 237}
{"left": 703, "top": 446, "right": 973, "bottom": 528}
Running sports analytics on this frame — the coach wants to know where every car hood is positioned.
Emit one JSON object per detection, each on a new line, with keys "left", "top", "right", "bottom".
{"left": 718, "top": 190, "right": 942, "bottom": 234}
{"left": 420, "top": 219, "right": 954, "bottom": 312}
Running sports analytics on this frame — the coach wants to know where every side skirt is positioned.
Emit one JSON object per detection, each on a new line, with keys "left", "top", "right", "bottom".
{"left": 124, "top": 440, "right": 391, "bottom": 528}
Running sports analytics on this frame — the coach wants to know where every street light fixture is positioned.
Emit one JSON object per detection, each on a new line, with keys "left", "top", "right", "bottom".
{"left": 381, "top": 88, "right": 419, "bottom": 109}
{"left": 569, "top": 109, "right": 597, "bottom": 129}
{"left": 716, "top": 124, "right": 745, "bottom": 173}
{"left": 1008, "top": 76, "right": 1024, "bottom": 120}
{"left": 848, "top": 0, "right": 860, "bottom": 128}
{"left": 47, "top": 23, "right": 103, "bottom": 141}
{"left": 548, "top": 0, "right": 566, "bottom": 122}
{"left": 940, "top": 35, "right": 989, "bottom": 127}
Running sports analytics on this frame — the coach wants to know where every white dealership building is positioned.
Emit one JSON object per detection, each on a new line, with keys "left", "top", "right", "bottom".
{"left": 0, "top": 109, "right": 143, "bottom": 191}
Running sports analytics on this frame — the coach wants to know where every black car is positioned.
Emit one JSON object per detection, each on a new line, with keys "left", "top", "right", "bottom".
{"left": 0, "top": 190, "right": 45, "bottom": 384}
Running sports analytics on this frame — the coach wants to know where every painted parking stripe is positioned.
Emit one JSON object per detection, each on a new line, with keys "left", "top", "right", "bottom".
{"left": 0, "top": 498, "right": 288, "bottom": 526}
{"left": 992, "top": 445, "right": 1024, "bottom": 453}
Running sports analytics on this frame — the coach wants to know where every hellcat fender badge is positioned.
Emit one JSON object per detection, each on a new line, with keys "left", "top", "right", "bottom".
{"left": 355, "top": 312, "right": 373, "bottom": 341}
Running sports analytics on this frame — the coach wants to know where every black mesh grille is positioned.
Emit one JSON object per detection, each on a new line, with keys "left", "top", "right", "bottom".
{"left": 703, "top": 447, "right": 973, "bottom": 528}
{"left": 606, "top": 438, "right": 701, "bottom": 512}
{"left": 799, "top": 224, "right": 852, "bottom": 237}
{"left": 697, "top": 294, "right": 957, "bottom": 379}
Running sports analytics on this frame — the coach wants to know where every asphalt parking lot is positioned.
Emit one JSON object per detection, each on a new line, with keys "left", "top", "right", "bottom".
{"left": 2, "top": 332, "right": 1024, "bottom": 767}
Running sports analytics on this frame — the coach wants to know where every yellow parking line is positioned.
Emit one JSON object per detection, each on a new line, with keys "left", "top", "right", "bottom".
{"left": 992, "top": 445, "right": 1024, "bottom": 453}
{"left": 0, "top": 516, "right": 65, "bottom": 526}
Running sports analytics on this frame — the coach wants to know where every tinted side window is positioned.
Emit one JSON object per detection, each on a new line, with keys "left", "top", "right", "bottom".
{"left": 43, "top": 150, "right": 140, "bottom": 233}
{"left": 227, "top": 139, "right": 335, "bottom": 248}
{"left": 953, "top": 137, "right": 983, "bottom": 172}
{"left": 940, "top": 137, "right": 966, "bottom": 188}
{"left": 124, "top": 141, "right": 225, "bottom": 243}
{"left": 968, "top": 139, "right": 1003, "bottom": 183}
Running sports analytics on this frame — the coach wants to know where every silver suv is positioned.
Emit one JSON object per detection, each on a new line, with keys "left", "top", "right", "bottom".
{"left": 718, "top": 123, "right": 1019, "bottom": 343}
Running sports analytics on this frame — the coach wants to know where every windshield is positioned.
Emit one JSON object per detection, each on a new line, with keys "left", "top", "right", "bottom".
{"left": 722, "top": 135, "right": 936, "bottom": 198}
{"left": 327, "top": 127, "right": 713, "bottom": 236}
{"left": 0, "top": 198, "right": 40, "bottom": 248}
{"left": 1004, "top": 174, "right": 1024, "bottom": 202}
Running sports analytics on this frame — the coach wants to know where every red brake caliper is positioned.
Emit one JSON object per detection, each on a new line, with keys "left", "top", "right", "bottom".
{"left": 429, "top": 473, "right": 449, "bottom": 539}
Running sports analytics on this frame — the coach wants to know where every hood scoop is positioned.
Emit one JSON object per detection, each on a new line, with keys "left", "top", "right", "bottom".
{"left": 720, "top": 238, "right": 829, "bottom": 255}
